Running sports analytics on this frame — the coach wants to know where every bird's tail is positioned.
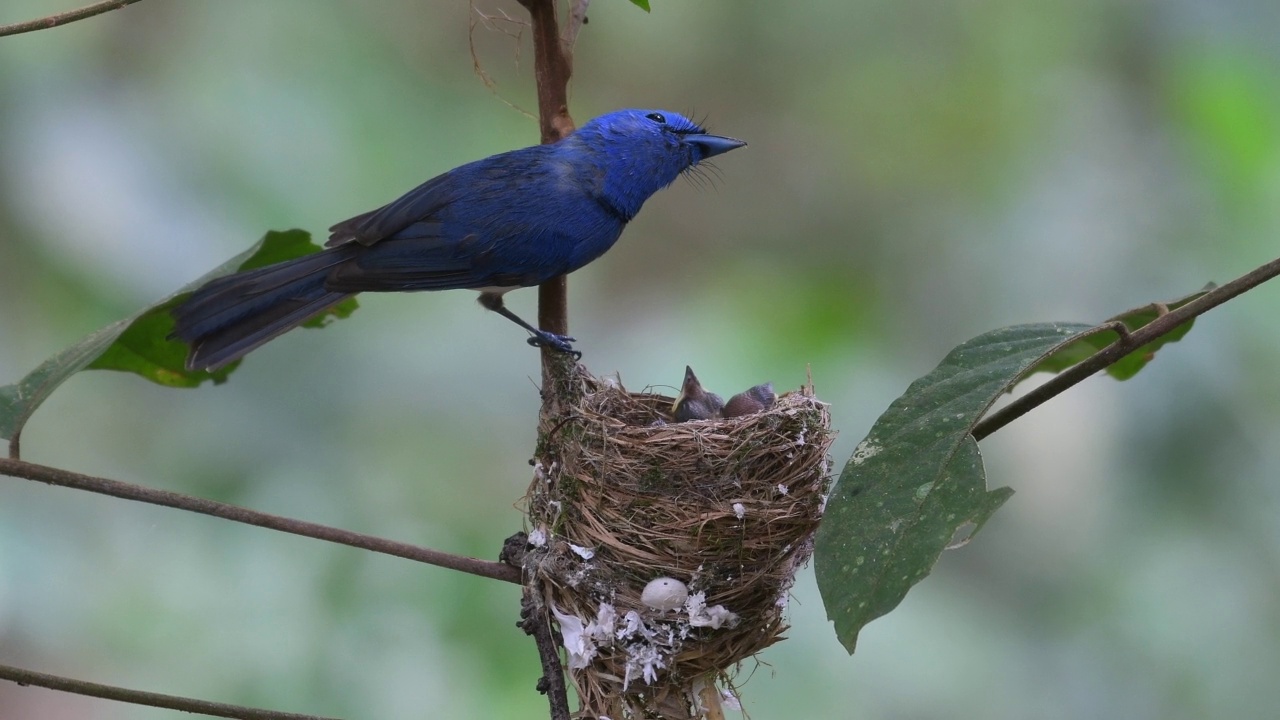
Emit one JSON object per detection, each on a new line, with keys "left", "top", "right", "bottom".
{"left": 170, "top": 245, "right": 358, "bottom": 371}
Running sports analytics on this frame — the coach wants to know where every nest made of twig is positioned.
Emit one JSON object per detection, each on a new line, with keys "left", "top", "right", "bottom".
{"left": 523, "top": 367, "right": 834, "bottom": 719}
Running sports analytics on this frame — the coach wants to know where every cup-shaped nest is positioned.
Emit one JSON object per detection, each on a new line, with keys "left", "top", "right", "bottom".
{"left": 523, "top": 368, "right": 834, "bottom": 719}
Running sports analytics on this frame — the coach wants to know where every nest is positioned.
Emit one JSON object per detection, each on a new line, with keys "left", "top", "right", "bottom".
{"left": 523, "top": 367, "right": 834, "bottom": 719}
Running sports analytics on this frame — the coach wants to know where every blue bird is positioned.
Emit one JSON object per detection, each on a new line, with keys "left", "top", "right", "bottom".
{"left": 170, "top": 109, "right": 745, "bottom": 370}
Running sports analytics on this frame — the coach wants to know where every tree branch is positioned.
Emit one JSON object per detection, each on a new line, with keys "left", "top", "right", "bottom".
{"left": 519, "top": 591, "right": 572, "bottom": 720}
{"left": 973, "top": 255, "right": 1280, "bottom": 441}
{"left": 0, "top": 662, "right": 339, "bottom": 720}
{"left": 0, "top": 0, "right": 141, "bottom": 38}
{"left": 0, "top": 457, "right": 521, "bottom": 584}
{"left": 518, "top": 0, "right": 575, "bottom": 145}
{"left": 514, "top": 3, "right": 576, "bottom": 718}
{"left": 517, "top": 0, "right": 576, "bottom": 361}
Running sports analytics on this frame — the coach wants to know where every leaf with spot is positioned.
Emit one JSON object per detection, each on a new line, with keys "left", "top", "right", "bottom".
{"left": 814, "top": 322, "right": 1096, "bottom": 653}
{"left": 0, "top": 230, "right": 357, "bottom": 455}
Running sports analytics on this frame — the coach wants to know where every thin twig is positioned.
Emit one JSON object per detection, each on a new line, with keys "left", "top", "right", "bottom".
{"left": 0, "top": 0, "right": 141, "bottom": 38}
{"left": 973, "top": 255, "right": 1280, "bottom": 441}
{"left": 467, "top": 1, "right": 538, "bottom": 119}
{"left": 563, "top": 0, "right": 590, "bottom": 47}
{"left": 0, "top": 457, "right": 521, "bottom": 584}
{"left": 0, "top": 662, "right": 339, "bottom": 720}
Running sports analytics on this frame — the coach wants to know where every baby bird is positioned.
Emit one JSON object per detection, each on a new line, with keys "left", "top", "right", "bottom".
{"left": 672, "top": 366, "right": 724, "bottom": 422}
{"left": 722, "top": 382, "right": 776, "bottom": 418}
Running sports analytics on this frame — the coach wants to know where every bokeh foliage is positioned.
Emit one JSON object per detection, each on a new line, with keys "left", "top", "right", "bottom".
{"left": 2, "top": 1, "right": 1279, "bottom": 719}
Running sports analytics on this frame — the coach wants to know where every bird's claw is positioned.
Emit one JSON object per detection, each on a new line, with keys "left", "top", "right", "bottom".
{"left": 527, "top": 331, "right": 582, "bottom": 360}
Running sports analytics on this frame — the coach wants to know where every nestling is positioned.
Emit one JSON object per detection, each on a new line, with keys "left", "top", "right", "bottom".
{"left": 672, "top": 366, "right": 725, "bottom": 422}
{"left": 723, "top": 383, "right": 777, "bottom": 418}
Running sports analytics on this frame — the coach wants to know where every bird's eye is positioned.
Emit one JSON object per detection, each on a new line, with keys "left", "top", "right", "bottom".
{"left": 645, "top": 112, "right": 667, "bottom": 124}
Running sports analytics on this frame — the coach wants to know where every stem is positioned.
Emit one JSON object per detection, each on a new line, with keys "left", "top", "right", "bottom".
{"left": 513, "top": 3, "right": 575, "bottom": 718}
{"left": 538, "top": 276, "right": 570, "bottom": 342}
{"left": 520, "top": 592, "right": 572, "bottom": 720}
{"left": 0, "top": 663, "right": 339, "bottom": 720}
{"left": 0, "top": 0, "right": 141, "bottom": 38}
{"left": 517, "top": 0, "right": 575, "bottom": 145}
{"left": 0, "top": 457, "right": 521, "bottom": 584}
{"left": 517, "top": 0, "right": 575, "bottom": 371}
{"left": 973, "top": 255, "right": 1280, "bottom": 441}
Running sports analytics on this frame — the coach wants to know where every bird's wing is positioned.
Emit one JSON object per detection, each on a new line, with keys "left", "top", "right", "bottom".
{"left": 323, "top": 223, "right": 564, "bottom": 293}
{"left": 321, "top": 146, "right": 601, "bottom": 291}
{"left": 326, "top": 172, "right": 456, "bottom": 247}
{"left": 326, "top": 146, "right": 551, "bottom": 248}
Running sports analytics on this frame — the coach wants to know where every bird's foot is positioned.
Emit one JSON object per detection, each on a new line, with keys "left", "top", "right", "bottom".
{"left": 527, "top": 331, "right": 582, "bottom": 360}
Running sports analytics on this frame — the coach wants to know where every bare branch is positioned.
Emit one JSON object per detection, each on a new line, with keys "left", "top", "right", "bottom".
{"left": 0, "top": 662, "right": 340, "bottom": 720}
{"left": 0, "top": 0, "right": 141, "bottom": 38}
{"left": 512, "top": 3, "right": 577, "bottom": 717}
{"left": 0, "top": 457, "right": 521, "bottom": 584}
{"left": 973, "top": 255, "right": 1280, "bottom": 441}
{"left": 514, "top": 0, "right": 575, "bottom": 376}
{"left": 519, "top": 590, "right": 572, "bottom": 720}
{"left": 516, "top": 0, "right": 575, "bottom": 145}
{"left": 563, "top": 0, "right": 590, "bottom": 47}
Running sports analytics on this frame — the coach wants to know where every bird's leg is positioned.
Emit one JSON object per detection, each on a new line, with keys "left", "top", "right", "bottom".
{"left": 478, "top": 292, "right": 581, "bottom": 359}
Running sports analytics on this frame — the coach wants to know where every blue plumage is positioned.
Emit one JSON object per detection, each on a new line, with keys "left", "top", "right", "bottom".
{"left": 170, "top": 109, "right": 745, "bottom": 370}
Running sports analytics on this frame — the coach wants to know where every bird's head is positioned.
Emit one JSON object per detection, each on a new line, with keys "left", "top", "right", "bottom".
{"left": 571, "top": 109, "right": 746, "bottom": 220}
{"left": 672, "top": 365, "right": 726, "bottom": 422}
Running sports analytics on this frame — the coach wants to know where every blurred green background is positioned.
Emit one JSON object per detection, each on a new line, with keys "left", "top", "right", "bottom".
{"left": 2, "top": 1, "right": 1280, "bottom": 718}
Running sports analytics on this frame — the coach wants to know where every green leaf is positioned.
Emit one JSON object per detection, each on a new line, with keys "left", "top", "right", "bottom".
{"left": 815, "top": 322, "right": 1093, "bottom": 653}
{"left": 628, "top": 0, "right": 651, "bottom": 11}
{"left": 1030, "top": 286, "right": 1212, "bottom": 381}
{"left": 0, "top": 230, "right": 357, "bottom": 451}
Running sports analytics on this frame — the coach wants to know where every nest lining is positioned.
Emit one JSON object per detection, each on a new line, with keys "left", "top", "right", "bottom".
{"left": 523, "top": 369, "right": 834, "bottom": 719}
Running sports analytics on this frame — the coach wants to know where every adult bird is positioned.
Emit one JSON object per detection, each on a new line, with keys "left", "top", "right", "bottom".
{"left": 170, "top": 109, "right": 745, "bottom": 371}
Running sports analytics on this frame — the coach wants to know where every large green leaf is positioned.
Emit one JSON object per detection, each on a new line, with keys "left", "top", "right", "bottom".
{"left": 628, "top": 0, "right": 651, "bottom": 11}
{"left": 0, "top": 230, "right": 357, "bottom": 454}
{"left": 815, "top": 322, "right": 1095, "bottom": 653}
{"left": 816, "top": 281, "right": 1217, "bottom": 653}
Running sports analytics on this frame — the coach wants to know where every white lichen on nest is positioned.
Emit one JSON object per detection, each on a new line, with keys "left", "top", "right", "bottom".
{"left": 552, "top": 589, "right": 742, "bottom": 694}
{"left": 523, "top": 367, "right": 834, "bottom": 719}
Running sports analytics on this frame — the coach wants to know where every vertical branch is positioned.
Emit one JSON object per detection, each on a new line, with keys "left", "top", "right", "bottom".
{"left": 519, "top": 593, "right": 574, "bottom": 720}
{"left": 518, "top": 0, "right": 575, "bottom": 143}
{"left": 516, "top": 0, "right": 576, "bottom": 385}
{"left": 538, "top": 277, "right": 571, "bottom": 356}
{"left": 515, "top": 3, "right": 577, "bottom": 719}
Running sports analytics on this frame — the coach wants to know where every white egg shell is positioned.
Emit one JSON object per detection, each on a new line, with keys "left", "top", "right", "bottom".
{"left": 640, "top": 577, "right": 689, "bottom": 611}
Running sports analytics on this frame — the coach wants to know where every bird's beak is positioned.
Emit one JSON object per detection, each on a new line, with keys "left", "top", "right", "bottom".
{"left": 688, "top": 133, "right": 747, "bottom": 159}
